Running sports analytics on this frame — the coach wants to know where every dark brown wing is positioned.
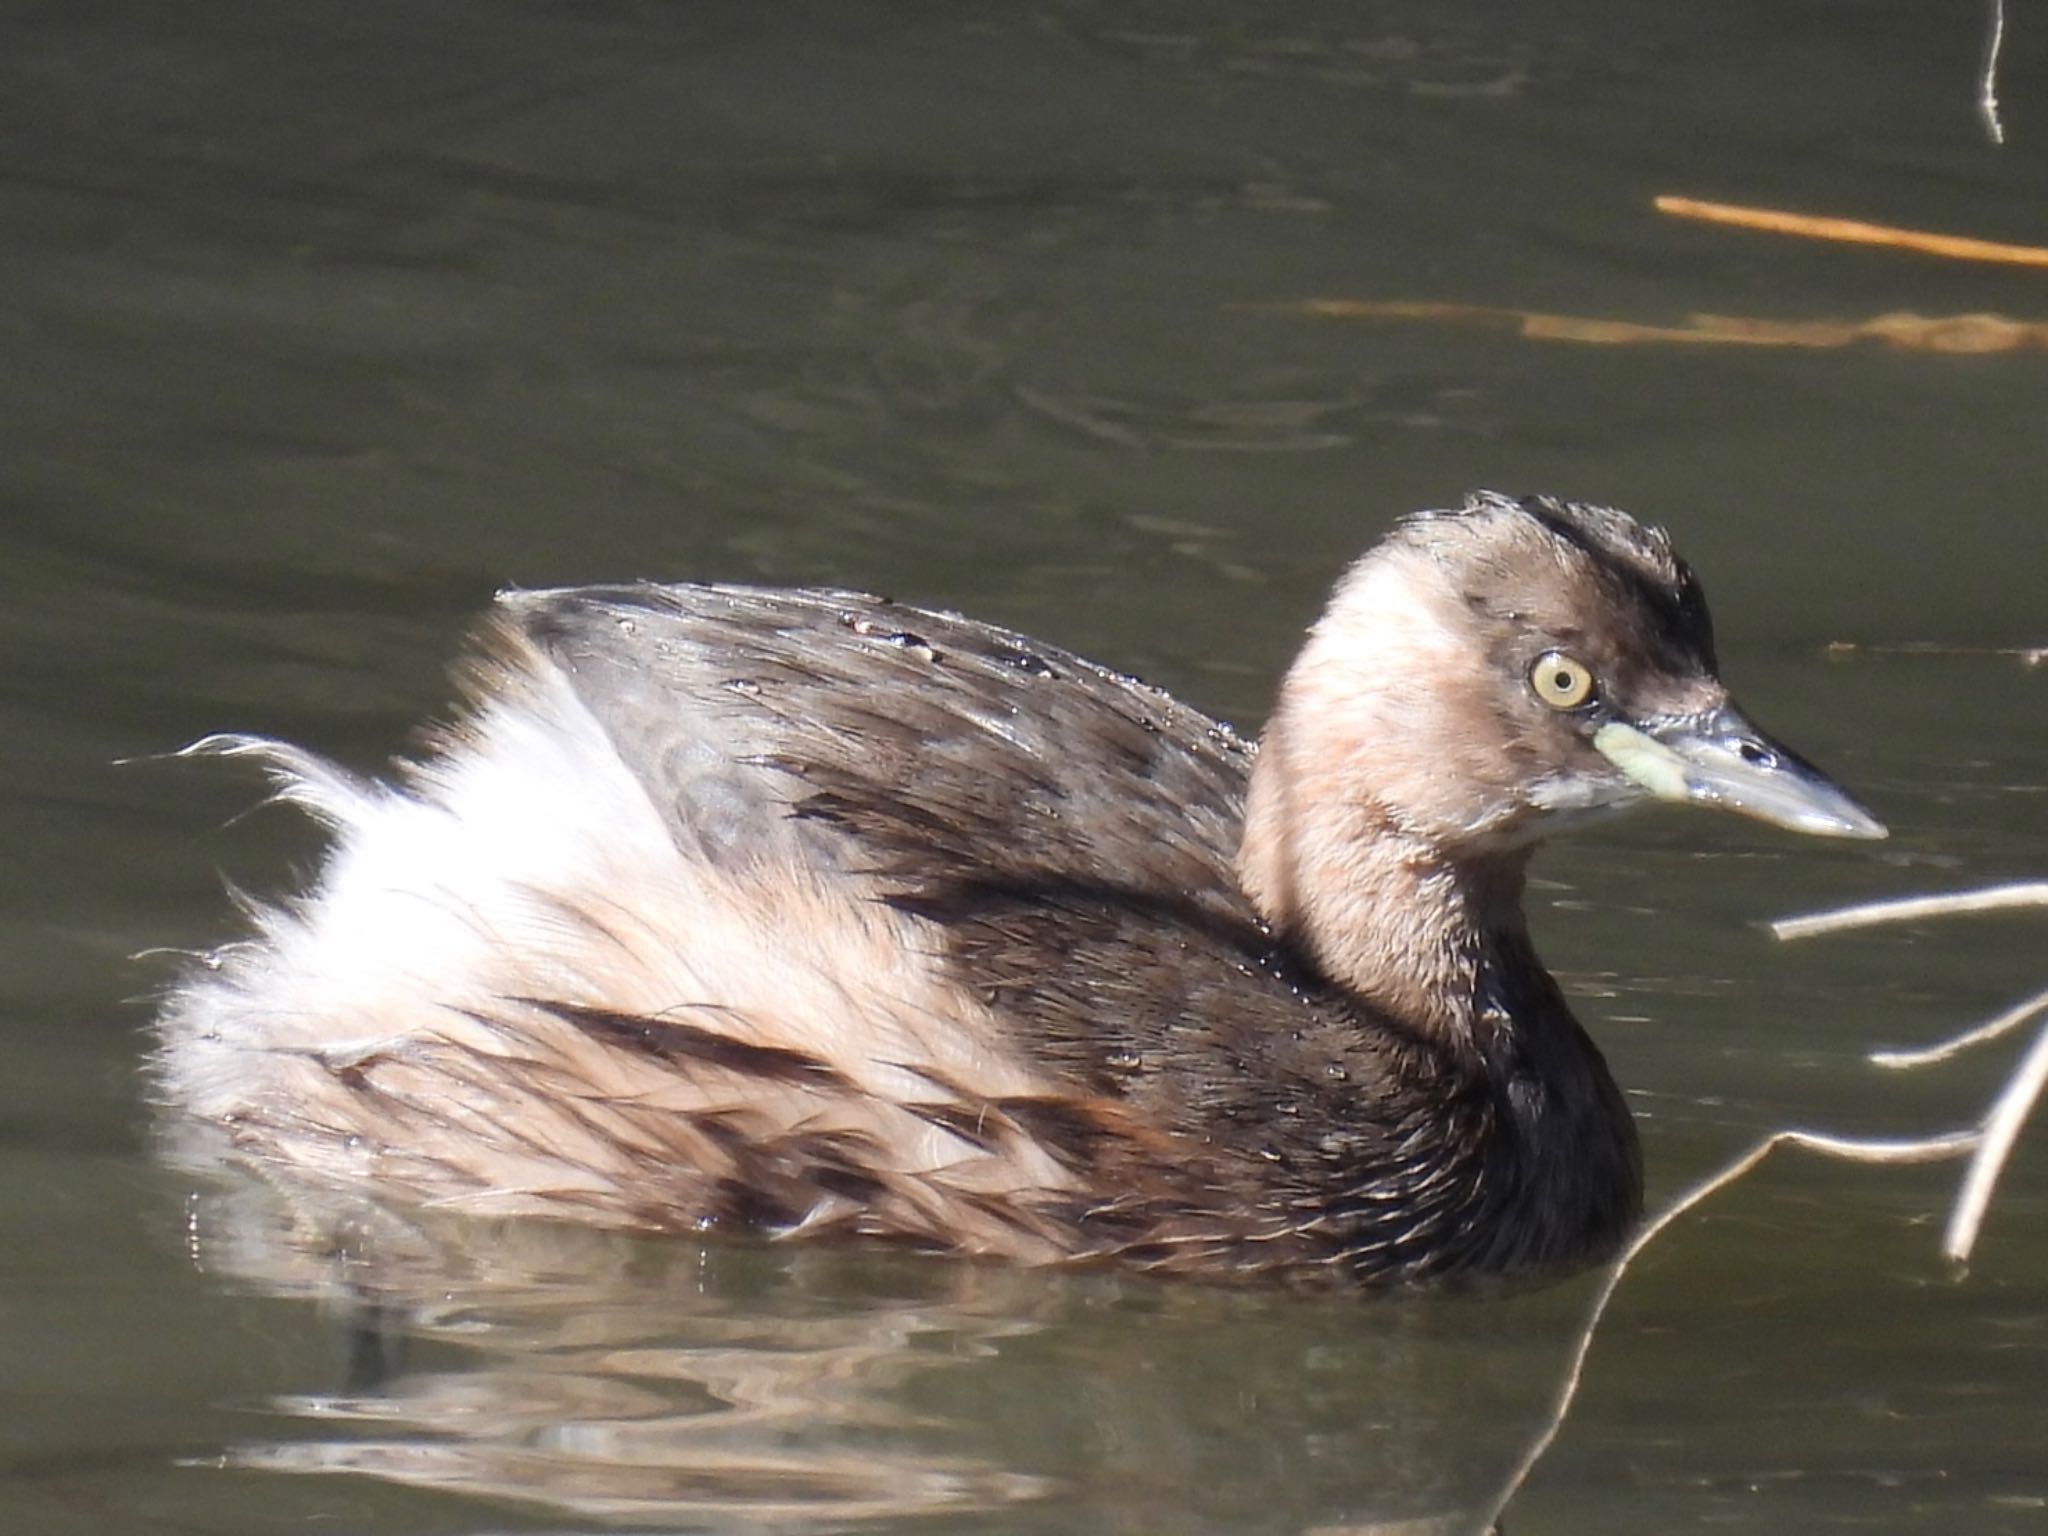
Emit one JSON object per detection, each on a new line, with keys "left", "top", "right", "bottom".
{"left": 494, "top": 582, "right": 1253, "bottom": 914}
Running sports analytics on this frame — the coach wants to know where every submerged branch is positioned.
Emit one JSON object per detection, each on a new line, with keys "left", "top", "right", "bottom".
{"left": 1774, "top": 880, "right": 2048, "bottom": 1259}
{"left": 1274, "top": 298, "right": 2048, "bottom": 354}
{"left": 1491, "top": 877, "right": 2048, "bottom": 1529}
{"left": 1478, "top": 1127, "right": 1978, "bottom": 1532}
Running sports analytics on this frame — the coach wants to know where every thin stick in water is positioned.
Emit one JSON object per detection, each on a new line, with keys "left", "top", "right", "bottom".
{"left": 1871, "top": 982, "right": 2048, "bottom": 1069}
{"left": 1477, "top": 1127, "right": 1978, "bottom": 1532}
{"left": 1654, "top": 196, "right": 2048, "bottom": 268}
{"left": 1982, "top": 0, "right": 2008, "bottom": 147}
{"left": 1770, "top": 881, "right": 2048, "bottom": 941}
{"left": 1946, "top": 1015, "right": 2048, "bottom": 1261}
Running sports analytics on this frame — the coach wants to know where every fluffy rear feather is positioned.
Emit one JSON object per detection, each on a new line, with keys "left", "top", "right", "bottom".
{"left": 155, "top": 586, "right": 1289, "bottom": 1267}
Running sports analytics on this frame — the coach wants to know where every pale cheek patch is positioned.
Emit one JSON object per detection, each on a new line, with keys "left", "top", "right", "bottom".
{"left": 1591, "top": 720, "right": 1692, "bottom": 802}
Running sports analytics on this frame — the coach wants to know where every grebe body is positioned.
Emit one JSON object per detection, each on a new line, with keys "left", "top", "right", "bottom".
{"left": 155, "top": 493, "right": 1883, "bottom": 1284}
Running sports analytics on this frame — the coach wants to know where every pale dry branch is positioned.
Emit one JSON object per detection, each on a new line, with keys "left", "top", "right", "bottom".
{"left": 1773, "top": 880, "right": 2048, "bottom": 1257}
{"left": 1477, "top": 1127, "right": 1978, "bottom": 1532}
{"left": 1870, "top": 982, "right": 2048, "bottom": 1069}
{"left": 1491, "top": 874, "right": 2048, "bottom": 1527}
{"left": 1982, "top": 0, "right": 2008, "bottom": 146}
{"left": 1821, "top": 639, "right": 2048, "bottom": 666}
{"left": 1946, "top": 1006, "right": 2048, "bottom": 1260}
{"left": 1770, "top": 881, "right": 2048, "bottom": 941}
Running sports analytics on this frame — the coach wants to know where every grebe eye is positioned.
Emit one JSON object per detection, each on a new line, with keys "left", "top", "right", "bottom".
{"left": 1528, "top": 651, "right": 1596, "bottom": 711}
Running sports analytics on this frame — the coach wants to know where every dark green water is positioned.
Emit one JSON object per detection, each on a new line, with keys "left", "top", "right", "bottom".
{"left": 4, "top": 2, "right": 2045, "bottom": 1531}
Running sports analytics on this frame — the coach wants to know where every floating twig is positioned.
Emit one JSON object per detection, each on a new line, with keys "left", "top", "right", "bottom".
{"left": 1870, "top": 983, "right": 2048, "bottom": 1070}
{"left": 1478, "top": 1126, "right": 1978, "bottom": 1531}
{"left": 1655, "top": 194, "right": 2048, "bottom": 268}
{"left": 1770, "top": 881, "right": 2048, "bottom": 940}
{"left": 1492, "top": 878, "right": 2048, "bottom": 1527}
{"left": 1949, "top": 1010, "right": 2048, "bottom": 1258}
{"left": 1982, "top": 0, "right": 2008, "bottom": 147}
{"left": 1822, "top": 639, "right": 2048, "bottom": 666}
{"left": 1774, "top": 880, "right": 2048, "bottom": 1263}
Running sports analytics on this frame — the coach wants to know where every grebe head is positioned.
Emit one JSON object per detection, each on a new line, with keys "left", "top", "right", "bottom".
{"left": 1270, "top": 491, "right": 1881, "bottom": 850}
{"left": 1240, "top": 493, "right": 1882, "bottom": 978}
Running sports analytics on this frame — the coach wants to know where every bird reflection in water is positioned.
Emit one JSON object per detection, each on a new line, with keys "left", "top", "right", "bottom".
{"left": 179, "top": 1152, "right": 1046, "bottom": 1527}
{"left": 172, "top": 1141, "right": 1562, "bottom": 1534}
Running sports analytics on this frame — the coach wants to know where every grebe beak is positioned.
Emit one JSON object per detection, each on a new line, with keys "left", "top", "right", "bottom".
{"left": 1593, "top": 704, "right": 1887, "bottom": 841}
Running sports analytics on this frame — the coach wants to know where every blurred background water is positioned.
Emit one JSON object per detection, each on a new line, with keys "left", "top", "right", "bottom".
{"left": 3, "top": 1, "right": 2045, "bottom": 1532}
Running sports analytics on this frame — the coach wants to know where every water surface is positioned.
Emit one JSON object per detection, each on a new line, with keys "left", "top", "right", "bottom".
{"left": 4, "top": 2, "right": 2046, "bottom": 1532}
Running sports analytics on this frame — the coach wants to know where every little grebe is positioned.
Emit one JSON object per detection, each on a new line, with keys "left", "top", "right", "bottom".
{"left": 155, "top": 492, "right": 1884, "bottom": 1285}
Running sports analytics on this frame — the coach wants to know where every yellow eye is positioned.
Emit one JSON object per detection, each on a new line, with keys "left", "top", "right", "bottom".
{"left": 1529, "top": 651, "right": 1596, "bottom": 710}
